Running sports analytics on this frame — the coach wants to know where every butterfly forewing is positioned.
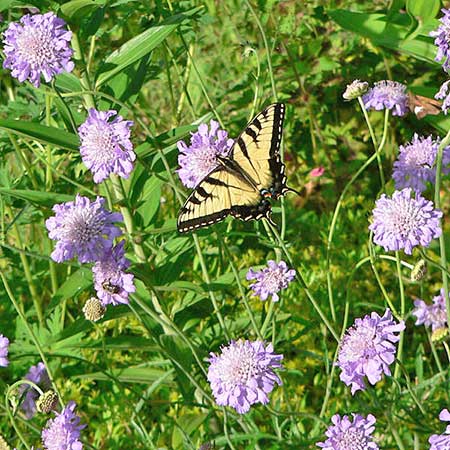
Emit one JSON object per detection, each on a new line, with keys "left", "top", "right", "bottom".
{"left": 231, "top": 103, "right": 286, "bottom": 194}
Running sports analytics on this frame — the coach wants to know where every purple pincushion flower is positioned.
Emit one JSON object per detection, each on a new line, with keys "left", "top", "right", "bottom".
{"left": 337, "top": 309, "right": 405, "bottom": 395}
{"left": 413, "top": 289, "right": 448, "bottom": 331}
{"left": 177, "top": 120, "right": 234, "bottom": 188}
{"left": 369, "top": 188, "right": 442, "bottom": 255}
{"left": 92, "top": 241, "right": 135, "bottom": 306}
{"left": 362, "top": 80, "right": 409, "bottom": 116}
{"left": 78, "top": 109, "right": 135, "bottom": 183}
{"left": 246, "top": 260, "right": 295, "bottom": 302}
{"left": 0, "top": 334, "right": 9, "bottom": 367}
{"left": 19, "top": 362, "right": 50, "bottom": 419}
{"left": 429, "top": 409, "right": 450, "bottom": 449}
{"left": 435, "top": 80, "right": 450, "bottom": 114}
{"left": 45, "top": 194, "right": 123, "bottom": 263}
{"left": 430, "top": 9, "right": 450, "bottom": 73}
{"left": 41, "top": 400, "right": 84, "bottom": 450}
{"left": 207, "top": 339, "right": 283, "bottom": 414}
{"left": 2, "top": 12, "right": 74, "bottom": 87}
{"left": 317, "top": 413, "right": 379, "bottom": 449}
{"left": 392, "top": 134, "right": 450, "bottom": 192}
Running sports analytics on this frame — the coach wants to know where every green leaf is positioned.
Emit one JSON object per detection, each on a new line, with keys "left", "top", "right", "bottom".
{"left": 406, "top": 0, "right": 440, "bottom": 24}
{"left": 77, "top": 366, "right": 174, "bottom": 384}
{"left": 171, "top": 413, "right": 208, "bottom": 449}
{"left": 96, "top": 7, "right": 202, "bottom": 87}
{"left": 0, "top": 119, "right": 79, "bottom": 151}
{"left": 329, "top": 9, "right": 438, "bottom": 64}
{"left": 0, "top": 188, "right": 73, "bottom": 206}
{"left": 60, "top": 0, "right": 104, "bottom": 19}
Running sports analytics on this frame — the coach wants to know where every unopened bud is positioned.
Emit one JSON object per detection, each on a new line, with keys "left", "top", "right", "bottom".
{"left": 0, "top": 434, "right": 10, "bottom": 450}
{"left": 343, "top": 79, "right": 369, "bottom": 101}
{"left": 411, "top": 259, "right": 427, "bottom": 282}
{"left": 432, "top": 327, "right": 449, "bottom": 343}
{"left": 36, "top": 390, "right": 59, "bottom": 414}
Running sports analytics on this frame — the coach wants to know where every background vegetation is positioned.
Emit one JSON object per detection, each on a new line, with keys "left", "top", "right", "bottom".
{"left": 0, "top": 0, "right": 449, "bottom": 448}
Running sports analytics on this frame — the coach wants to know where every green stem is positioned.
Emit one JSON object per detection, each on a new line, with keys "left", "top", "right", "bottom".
{"left": 1, "top": 272, "right": 63, "bottom": 402}
{"left": 109, "top": 175, "right": 146, "bottom": 263}
{"left": 393, "top": 251, "right": 405, "bottom": 379}
{"left": 6, "top": 206, "right": 43, "bottom": 326}
{"left": 433, "top": 127, "right": 450, "bottom": 336}
{"left": 8, "top": 133, "right": 39, "bottom": 190}
{"left": 268, "top": 221, "right": 339, "bottom": 342}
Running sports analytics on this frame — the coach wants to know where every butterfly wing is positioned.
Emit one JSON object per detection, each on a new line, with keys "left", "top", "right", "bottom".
{"left": 229, "top": 102, "right": 287, "bottom": 197}
{"left": 177, "top": 166, "right": 269, "bottom": 233}
{"left": 408, "top": 93, "right": 442, "bottom": 119}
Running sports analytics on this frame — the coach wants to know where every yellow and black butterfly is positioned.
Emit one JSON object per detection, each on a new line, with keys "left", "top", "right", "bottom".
{"left": 177, "top": 103, "right": 298, "bottom": 233}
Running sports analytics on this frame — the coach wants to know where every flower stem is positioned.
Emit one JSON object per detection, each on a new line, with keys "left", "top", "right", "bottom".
{"left": 393, "top": 251, "right": 405, "bottom": 379}
{"left": 433, "top": 127, "right": 450, "bottom": 336}
{"left": 109, "top": 175, "right": 146, "bottom": 263}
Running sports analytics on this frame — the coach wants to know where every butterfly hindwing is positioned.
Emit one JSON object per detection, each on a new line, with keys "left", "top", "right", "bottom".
{"left": 177, "top": 103, "right": 286, "bottom": 233}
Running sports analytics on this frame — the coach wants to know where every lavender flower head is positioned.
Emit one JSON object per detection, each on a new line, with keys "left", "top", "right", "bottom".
{"left": 92, "top": 241, "right": 135, "bottom": 306}
{"left": 316, "top": 413, "right": 379, "bottom": 450}
{"left": 430, "top": 9, "right": 450, "bottom": 73}
{"left": 46, "top": 195, "right": 123, "bottom": 263}
{"left": 337, "top": 309, "right": 405, "bottom": 395}
{"left": 413, "top": 288, "right": 448, "bottom": 331}
{"left": 78, "top": 109, "right": 135, "bottom": 183}
{"left": 19, "top": 362, "right": 50, "bottom": 419}
{"left": 177, "top": 120, "right": 234, "bottom": 188}
{"left": 246, "top": 260, "right": 295, "bottom": 302}
{"left": 2, "top": 12, "right": 74, "bottom": 87}
{"left": 207, "top": 339, "right": 283, "bottom": 414}
{"left": 41, "top": 401, "right": 84, "bottom": 450}
{"left": 429, "top": 409, "right": 450, "bottom": 450}
{"left": 435, "top": 80, "right": 450, "bottom": 114}
{"left": 362, "top": 80, "right": 409, "bottom": 116}
{"left": 392, "top": 134, "right": 450, "bottom": 192}
{"left": 0, "top": 335, "right": 9, "bottom": 367}
{"left": 369, "top": 188, "right": 442, "bottom": 255}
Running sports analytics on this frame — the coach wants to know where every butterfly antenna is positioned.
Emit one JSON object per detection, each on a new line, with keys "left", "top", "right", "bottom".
{"left": 285, "top": 185, "right": 302, "bottom": 196}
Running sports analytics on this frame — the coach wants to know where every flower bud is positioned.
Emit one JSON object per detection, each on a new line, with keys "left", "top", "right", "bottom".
{"left": 411, "top": 259, "right": 427, "bottom": 282}
{"left": 36, "top": 390, "right": 59, "bottom": 414}
{"left": 343, "top": 79, "right": 369, "bottom": 100}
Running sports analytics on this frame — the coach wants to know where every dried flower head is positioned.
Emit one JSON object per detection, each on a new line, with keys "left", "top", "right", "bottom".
{"left": 207, "top": 339, "right": 283, "bottom": 414}
{"left": 432, "top": 327, "right": 449, "bottom": 342}
{"left": 362, "top": 80, "right": 409, "bottom": 116}
{"left": 92, "top": 241, "right": 135, "bottom": 306}
{"left": 41, "top": 401, "right": 85, "bottom": 450}
{"left": 2, "top": 12, "right": 74, "bottom": 87}
{"left": 78, "top": 109, "right": 135, "bottom": 183}
{"left": 342, "top": 79, "right": 369, "bottom": 100}
{"left": 177, "top": 120, "right": 234, "bottom": 188}
{"left": 316, "top": 413, "right": 379, "bottom": 450}
{"left": 430, "top": 9, "right": 450, "bottom": 73}
{"left": 337, "top": 309, "right": 405, "bottom": 395}
{"left": 413, "top": 288, "right": 448, "bottom": 331}
{"left": 369, "top": 188, "right": 442, "bottom": 255}
{"left": 429, "top": 409, "right": 450, "bottom": 450}
{"left": 36, "top": 390, "right": 59, "bottom": 414}
{"left": 435, "top": 80, "right": 450, "bottom": 114}
{"left": 246, "top": 260, "right": 295, "bottom": 302}
{"left": 46, "top": 195, "right": 123, "bottom": 263}
{"left": 392, "top": 134, "right": 450, "bottom": 192}
{"left": 0, "top": 335, "right": 9, "bottom": 367}
{"left": 82, "top": 297, "right": 106, "bottom": 322}
{"left": 19, "top": 361, "right": 50, "bottom": 419}
{"left": 410, "top": 259, "right": 427, "bottom": 282}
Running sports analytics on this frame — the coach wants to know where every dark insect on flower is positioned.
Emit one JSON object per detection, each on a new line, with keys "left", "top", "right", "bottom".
{"left": 101, "top": 281, "right": 121, "bottom": 294}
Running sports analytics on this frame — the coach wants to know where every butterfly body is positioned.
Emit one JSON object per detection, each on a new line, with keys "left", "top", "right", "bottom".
{"left": 177, "top": 103, "right": 291, "bottom": 233}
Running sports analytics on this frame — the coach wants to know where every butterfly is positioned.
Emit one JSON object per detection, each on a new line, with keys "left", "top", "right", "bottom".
{"left": 408, "top": 92, "right": 442, "bottom": 119}
{"left": 177, "top": 103, "right": 298, "bottom": 233}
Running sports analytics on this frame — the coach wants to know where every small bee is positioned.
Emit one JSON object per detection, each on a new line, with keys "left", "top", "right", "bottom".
{"left": 102, "top": 281, "right": 120, "bottom": 294}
